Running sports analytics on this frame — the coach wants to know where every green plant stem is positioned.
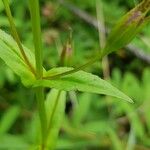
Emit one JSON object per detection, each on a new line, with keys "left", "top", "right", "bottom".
{"left": 2, "top": 0, "right": 36, "bottom": 76}
{"left": 43, "top": 54, "right": 102, "bottom": 79}
{"left": 28, "top": 0, "right": 47, "bottom": 149}
{"left": 28, "top": 0, "right": 43, "bottom": 79}
{"left": 35, "top": 87, "right": 47, "bottom": 148}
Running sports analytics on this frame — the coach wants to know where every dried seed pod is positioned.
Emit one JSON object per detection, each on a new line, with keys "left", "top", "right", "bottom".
{"left": 60, "top": 28, "right": 73, "bottom": 66}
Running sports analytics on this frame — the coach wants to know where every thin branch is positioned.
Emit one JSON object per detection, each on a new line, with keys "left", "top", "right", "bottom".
{"left": 43, "top": 55, "right": 100, "bottom": 79}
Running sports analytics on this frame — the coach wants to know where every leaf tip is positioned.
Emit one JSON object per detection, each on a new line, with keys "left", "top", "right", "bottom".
{"left": 126, "top": 97, "right": 134, "bottom": 103}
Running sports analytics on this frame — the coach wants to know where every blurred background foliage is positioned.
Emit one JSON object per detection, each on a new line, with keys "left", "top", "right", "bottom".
{"left": 0, "top": 0, "right": 150, "bottom": 149}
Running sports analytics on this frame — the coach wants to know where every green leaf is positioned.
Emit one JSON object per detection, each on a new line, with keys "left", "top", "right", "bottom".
{"left": 0, "top": 29, "right": 35, "bottom": 86}
{"left": 0, "top": 134, "right": 29, "bottom": 149}
{"left": 72, "top": 93, "right": 92, "bottom": 127}
{"left": 0, "top": 1, "right": 4, "bottom": 12}
{"left": 142, "top": 69, "right": 150, "bottom": 133}
{"left": 107, "top": 128, "right": 123, "bottom": 150}
{"left": 83, "top": 121, "right": 109, "bottom": 133}
{"left": 0, "top": 106, "right": 20, "bottom": 136}
{"left": 57, "top": 138, "right": 99, "bottom": 150}
{"left": 123, "top": 72, "right": 142, "bottom": 101}
{"left": 121, "top": 75, "right": 145, "bottom": 138}
{"left": 126, "top": 129, "right": 136, "bottom": 150}
{"left": 35, "top": 67, "right": 133, "bottom": 103}
{"left": 121, "top": 102, "right": 145, "bottom": 138}
{"left": 102, "top": 0, "right": 150, "bottom": 56}
{"left": 45, "top": 89, "right": 66, "bottom": 149}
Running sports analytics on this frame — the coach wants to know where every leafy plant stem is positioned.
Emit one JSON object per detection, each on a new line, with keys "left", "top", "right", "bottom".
{"left": 28, "top": 0, "right": 47, "bottom": 149}
{"left": 35, "top": 87, "right": 47, "bottom": 149}
{"left": 2, "top": 0, "right": 36, "bottom": 76}
{"left": 28, "top": 0, "right": 43, "bottom": 79}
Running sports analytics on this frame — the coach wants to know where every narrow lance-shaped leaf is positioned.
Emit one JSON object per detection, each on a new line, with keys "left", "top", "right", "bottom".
{"left": 35, "top": 67, "right": 133, "bottom": 103}
{"left": 102, "top": 0, "right": 150, "bottom": 56}
{"left": 121, "top": 102, "right": 145, "bottom": 138}
{"left": 72, "top": 93, "right": 92, "bottom": 127}
{"left": 0, "top": 29, "right": 36, "bottom": 86}
{"left": 45, "top": 89, "right": 66, "bottom": 149}
{"left": 107, "top": 128, "right": 123, "bottom": 150}
{"left": 0, "top": 106, "right": 20, "bottom": 136}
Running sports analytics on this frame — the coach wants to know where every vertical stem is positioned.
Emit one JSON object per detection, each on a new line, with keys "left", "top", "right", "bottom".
{"left": 96, "top": 0, "right": 110, "bottom": 79}
{"left": 28, "top": 0, "right": 43, "bottom": 78}
{"left": 35, "top": 87, "right": 47, "bottom": 149}
{"left": 28, "top": 0, "right": 47, "bottom": 148}
{"left": 96, "top": 0, "right": 112, "bottom": 118}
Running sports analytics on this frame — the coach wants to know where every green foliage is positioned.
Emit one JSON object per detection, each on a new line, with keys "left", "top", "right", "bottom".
{"left": 55, "top": 68, "right": 150, "bottom": 149}
{"left": 0, "top": 135, "right": 29, "bottom": 149}
{"left": 0, "top": 1, "right": 4, "bottom": 12}
{"left": 72, "top": 93, "right": 92, "bottom": 127}
{"left": 0, "top": 29, "right": 35, "bottom": 86}
{"left": 0, "top": 0, "right": 150, "bottom": 150}
{"left": 107, "top": 128, "right": 123, "bottom": 150}
{"left": 102, "top": 0, "right": 150, "bottom": 56}
{"left": 0, "top": 106, "right": 20, "bottom": 136}
{"left": 111, "top": 68, "right": 150, "bottom": 139}
{"left": 45, "top": 89, "right": 66, "bottom": 149}
{"left": 36, "top": 67, "right": 133, "bottom": 102}
{"left": 0, "top": 0, "right": 12, "bottom": 12}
